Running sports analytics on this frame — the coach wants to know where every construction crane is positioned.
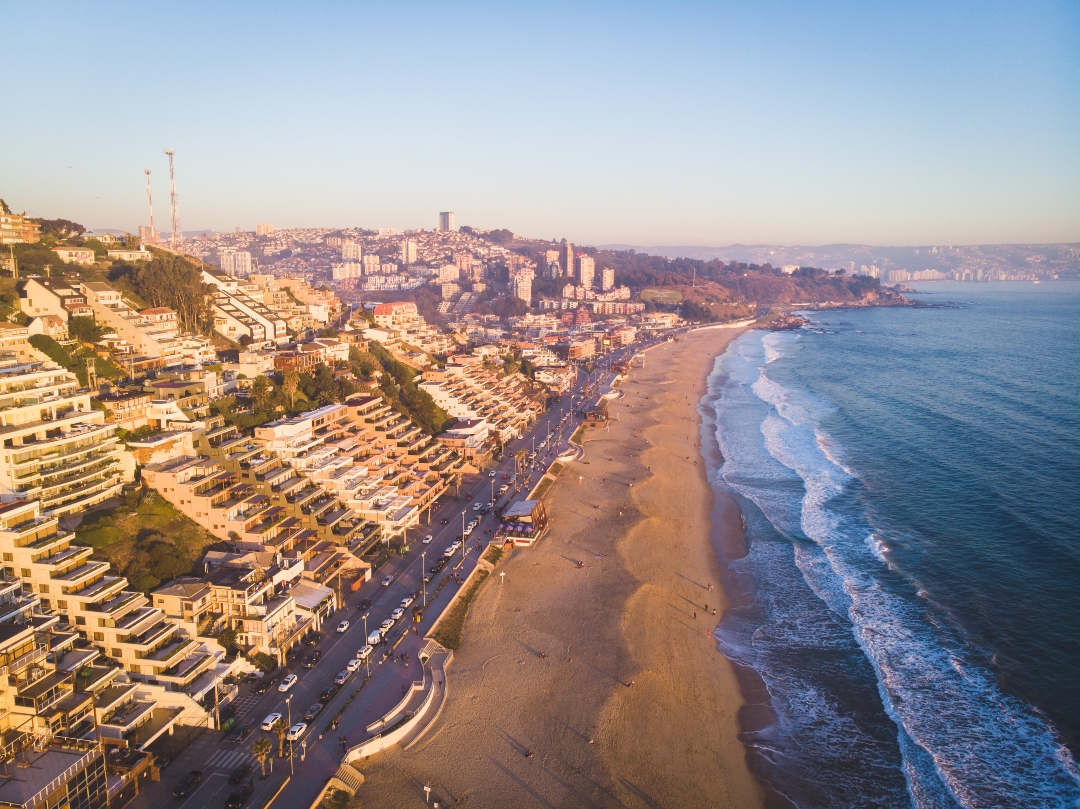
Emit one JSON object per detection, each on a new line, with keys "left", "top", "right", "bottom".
{"left": 164, "top": 148, "right": 181, "bottom": 250}
{"left": 144, "top": 168, "right": 155, "bottom": 244}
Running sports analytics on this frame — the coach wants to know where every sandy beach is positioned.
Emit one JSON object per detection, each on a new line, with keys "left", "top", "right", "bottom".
{"left": 357, "top": 326, "right": 762, "bottom": 808}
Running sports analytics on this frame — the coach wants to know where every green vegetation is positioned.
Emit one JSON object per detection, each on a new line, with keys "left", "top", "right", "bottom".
{"left": 68, "top": 315, "right": 106, "bottom": 343}
{"left": 366, "top": 342, "right": 451, "bottom": 434}
{"left": 570, "top": 425, "right": 586, "bottom": 445}
{"left": 28, "top": 334, "right": 124, "bottom": 386}
{"left": 76, "top": 488, "right": 220, "bottom": 593}
{"left": 108, "top": 249, "right": 215, "bottom": 333}
{"left": 482, "top": 545, "right": 504, "bottom": 566}
{"left": 432, "top": 569, "right": 490, "bottom": 650}
{"left": 532, "top": 477, "right": 555, "bottom": 500}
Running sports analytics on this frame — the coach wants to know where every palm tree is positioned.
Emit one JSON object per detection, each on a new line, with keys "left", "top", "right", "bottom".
{"left": 252, "top": 738, "right": 272, "bottom": 778}
{"left": 273, "top": 719, "right": 287, "bottom": 758}
{"left": 283, "top": 371, "right": 299, "bottom": 410}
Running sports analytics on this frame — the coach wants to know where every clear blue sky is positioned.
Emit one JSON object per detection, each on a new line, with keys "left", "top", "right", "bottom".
{"left": 3, "top": 1, "right": 1078, "bottom": 246}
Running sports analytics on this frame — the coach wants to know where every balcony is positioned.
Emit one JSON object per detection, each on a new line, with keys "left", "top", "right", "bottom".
{"left": 145, "top": 637, "right": 193, "bottom": 664}
{"left": 68, "top": 575, "right": 126, "bottom": 604}
{"left": 126, "top": 621, "right": 175, "bottom": 650}
{"left": 53, "top": 560, "right": 111, "bottom": 586}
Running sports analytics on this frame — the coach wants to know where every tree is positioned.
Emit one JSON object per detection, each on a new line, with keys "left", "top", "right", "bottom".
{"left": 250, "top": 375, "right": 273, "bottom": 413}
{"left": 109, "top": 251, "right": 215, "bottom": 333}
{"left": 282, "top": 371, "right": 299, "bottom": 409}
{"left": 252, "top": 738, "right": 273, "bottom": 778}
{"left": 68, "top": 316, "right": 105, "bottom": 343}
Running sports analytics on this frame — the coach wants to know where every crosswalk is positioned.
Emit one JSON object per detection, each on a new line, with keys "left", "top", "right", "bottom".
{"left": 205, "top": 748, "right": 257, "bottom": 771}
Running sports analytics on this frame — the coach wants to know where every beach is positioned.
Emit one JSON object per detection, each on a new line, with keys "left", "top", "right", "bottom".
{"left": 357, "top": 326, "right": 761, "bottom": 808}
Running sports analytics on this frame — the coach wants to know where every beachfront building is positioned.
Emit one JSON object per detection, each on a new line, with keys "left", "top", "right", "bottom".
{"left": 0, "top": 360, "right": 123, "bottom": 517}
{"left": 418, "top": 358, "right": 541, "bottom": 445}
{"left": 0, "top": 500, "right": 226, "bottom": 716}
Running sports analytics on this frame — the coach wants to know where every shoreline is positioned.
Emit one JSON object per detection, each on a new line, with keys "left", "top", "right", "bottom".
{"left": 355, "top": 327, "right": 763, "bottom": 807}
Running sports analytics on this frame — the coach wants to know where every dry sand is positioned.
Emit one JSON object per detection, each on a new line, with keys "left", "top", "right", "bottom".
{"left": 357, "top": 327, "right": 762, "bottom": 808}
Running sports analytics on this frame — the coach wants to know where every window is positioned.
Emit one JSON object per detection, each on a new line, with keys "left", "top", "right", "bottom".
{"left": 93, "top": 632, "right": 104, "bottom": 641}
{"left": 75, "top": 616, "right": 85, "bottom": 625}
{"left": 111, "top": 648, "right": 121, "bottom": 658}
{"left": 20, "top": 568, "right": 30, "bottom": 577}
{"left": 39, "top": 584, "right": 49, "bottom": 593}
{"left": 56, "top": 600, "right": 67, "bottom": 610}
{"left": 2, "top": 553, "right": 11, "bottom": 562}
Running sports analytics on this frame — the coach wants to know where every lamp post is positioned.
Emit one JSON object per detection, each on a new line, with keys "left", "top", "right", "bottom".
{"left": 461, "top": 510, "right": 466, "bottom": 563}
{"left": 362, "top": 613, "right": 370, "bottom": 677}
{"left": 285, "top": 696, "right": 294, "bottom": 775}
{"left": 422, "top": 552, "right": 427, "bottom": 607}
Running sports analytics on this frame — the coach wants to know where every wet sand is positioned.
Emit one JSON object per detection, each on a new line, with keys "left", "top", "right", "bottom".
{"left": 356, "top": 327, "right": 762, "bottom": 808}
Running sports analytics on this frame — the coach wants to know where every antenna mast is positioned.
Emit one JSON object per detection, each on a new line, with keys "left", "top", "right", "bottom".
{"left": 144, "top": 169, "right": 155, "bottom": 244}
{"left": 164, "top": 148, "right": 181, "bottom": 250}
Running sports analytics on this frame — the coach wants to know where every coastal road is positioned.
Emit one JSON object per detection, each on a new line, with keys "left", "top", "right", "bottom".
{"left": 127, "top": 351, "right": 628, "bottom": 808}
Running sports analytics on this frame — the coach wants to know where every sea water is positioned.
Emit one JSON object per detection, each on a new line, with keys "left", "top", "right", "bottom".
{"left": 704, "top": 281, "right": 1080, "bottom": 808}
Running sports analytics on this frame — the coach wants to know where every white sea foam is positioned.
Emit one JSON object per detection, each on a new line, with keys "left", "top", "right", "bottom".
{"left": 714, "top": 330, "right": 1080, "bottom": 809}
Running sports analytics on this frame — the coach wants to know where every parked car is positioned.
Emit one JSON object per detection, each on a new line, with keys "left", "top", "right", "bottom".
{"left": 303, "top": 650, "right": 321, "bottom": 668}
{"left": 172, "top": 770, "right": 202, "bottom": 798}
{"left": 357, "top": 644, "right": 373, "bottom": 660}
{"left": 260, "top": 712, "right": 282, "bottom": 730}
{"left": 499, "top": 485, "right": 509, "bottom": 495}
{"left": 336, "top": 620, "right": 350, "bottom": 633}
{"left": 390, "top": 608, "right": 404, "bottom": 621}
{"left": 227, "top": 724, "right": 250, "bottom": 743}
{"left": 303, "top": 703, "right": 323, "bottom": 721}
{"left": 367, "top": 630, "right": 382, "bottom": 646}
{"left": 380, "top": 618, "right": 394, "bottom": 631}
{"left": 400, "top": 595, "right": 414, "bottom": 608}
{"left": 225, "top": 782, "right": 254, "bottom": 809}
{"left": 346, "top": 658, "right": 361, "bottom": 672}
{"left": 286, "top": 723, "right": 307, "bottom": 741}
{"left": 251, "top": 677, "right": 275, "bottom": 695}
{"left": 381, "top": 575, "right": 393, "bottom": 587}
{"left": 319, "top": 685, "right": 339, "bottom": 702}
{"left": 278, "top": 674, "right": 298, "bottom": 692}
{"left": 228, "top": 764, "right": 252, "bottom": 784}
{"left": 334, "top": 670, "right": 352, "bottom": 686}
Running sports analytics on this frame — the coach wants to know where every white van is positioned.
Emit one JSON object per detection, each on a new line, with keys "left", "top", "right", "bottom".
{"left": 367, "top": 630, "right": 382, "bottom": 646}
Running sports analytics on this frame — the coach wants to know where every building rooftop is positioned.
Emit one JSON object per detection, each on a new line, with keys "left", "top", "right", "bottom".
{"left": 0, "top": 745, "right": 99, "bottom": 809}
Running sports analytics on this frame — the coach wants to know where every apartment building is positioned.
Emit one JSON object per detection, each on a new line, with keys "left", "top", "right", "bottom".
{"left": 202, "top": 269, "right": 288, "bottom": 345}
{"left": 418, "top": 362, "right": 540, "bottom": 444}
{"left": 0, "top": 501, "right": 223, "bottom": 706}
{"left": 0, "top": 360, "right": 123, "bottom": 517}
{"left": 81, "top": 282, "right": 184, "bottom": 365}
{"left": 0, "top": 213, "right": 42, "bottom": 244}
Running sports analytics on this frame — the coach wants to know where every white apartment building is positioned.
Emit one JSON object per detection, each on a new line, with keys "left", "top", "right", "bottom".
{"left": 82, "top": 282, "right": 184, "bottom": 364}
{"left": 0, "top": 360, "right": 123, "bottom": 516}
{"left": 202, "top": 270, "right": 288, "bottom": 345}
{"left": 220, "top": 251, "right": 252, "bottom": 276}
{"left": 341, "top": 241, "right": 362, "bottom": 260}
{"left": 601, "top": 267, "right": 615, "bottom": 292}
{"left": 577, "top": 254, "right": 595, "bottom": 289}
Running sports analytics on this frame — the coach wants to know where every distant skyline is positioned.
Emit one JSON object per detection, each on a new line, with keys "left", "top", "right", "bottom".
{"left": 2, "top": 1, "right": 1078, "bottom": 246}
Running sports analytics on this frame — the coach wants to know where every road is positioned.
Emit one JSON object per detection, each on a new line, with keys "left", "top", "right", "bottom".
{"left": 128, "top": 340, "right": 661, "bottom": 809}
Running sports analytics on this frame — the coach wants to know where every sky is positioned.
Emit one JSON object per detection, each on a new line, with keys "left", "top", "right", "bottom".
{"left": 2, "top": 1, "right": 1078, "bottom": 247}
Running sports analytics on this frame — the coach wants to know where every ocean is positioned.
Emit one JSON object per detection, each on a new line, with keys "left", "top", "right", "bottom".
{"left": 703, "top": 281, "right": 1080, "bottom": 808}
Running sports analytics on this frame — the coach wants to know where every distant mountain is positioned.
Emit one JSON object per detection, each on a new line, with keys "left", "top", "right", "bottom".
{"left": 593, "top": 243, "right": 1080, "bottom": 276}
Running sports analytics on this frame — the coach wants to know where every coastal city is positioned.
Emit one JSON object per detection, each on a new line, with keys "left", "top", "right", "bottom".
{"left": 0, "top": 205, "right": 686, "bottom": 809}
{"left": 2, "top": 3, "right": 1078, "bottom": 806}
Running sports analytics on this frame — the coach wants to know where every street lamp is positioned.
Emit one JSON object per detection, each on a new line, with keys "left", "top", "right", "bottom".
{"left": 422, "top": 551, "right": 427, "bottom": 607}
{"left": 461, "top": 510, "right": 466, "bottom": 563}
{"left": 362, "top": 613, "right": 370, "bottom": 677}
{"left": 285, "top": 695, "right": 294, "bottom": 775}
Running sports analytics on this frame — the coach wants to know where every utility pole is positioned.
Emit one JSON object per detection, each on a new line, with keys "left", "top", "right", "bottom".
{"left": 84, "top": 357, "right": 96, "bottom": 392}
{"left": 164, "top": 148, "right": 181, "bottom": 250}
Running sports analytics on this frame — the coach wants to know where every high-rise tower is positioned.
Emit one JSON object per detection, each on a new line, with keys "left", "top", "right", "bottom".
{"left": 439, "top": 212, "right": 455, "bottom": 232}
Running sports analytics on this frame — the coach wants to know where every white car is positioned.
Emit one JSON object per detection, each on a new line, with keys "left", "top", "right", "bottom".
{"left": 260, "top": 712, "right": 282, "bottom": 731}
{"left": 286, "top": 723, "right": 307, "bottom": 741}
{"left": 380, "top": 618, "right": 394, "bottom": 631}
{"left": 334, "top": 670, "right": 352, "bottom": 685}
{"left": 472, "top": 503, "right": 482, "bottom": 511}
{"left": 488, "top": 471, "right": 497, "bottom": 477}
{"left": 357, "top": 644, "right": 373, "bottom": 660}
{"left": 400, "top": 595, "right": 414, "bottom": 609}
{"left": 391, "top": 608, "right": 404, "bottom": 621}
{"left": 381, "top": 575, "right": 392, "bottom": 587}
{"left": 422, "top": 535, "right": 434, "bottom": 544}
{"left": 278, "top": 674, "right": 298, "bottom": 692}
{"left": 346, "top": 658, "right": 361, "bottom": 672}
{"left": 336, "top": 620, "right": 350, "bottom": 633}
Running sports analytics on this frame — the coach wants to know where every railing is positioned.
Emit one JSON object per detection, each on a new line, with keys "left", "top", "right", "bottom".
{"left": 17, "top": 748, "right": 97, "bottom": 809}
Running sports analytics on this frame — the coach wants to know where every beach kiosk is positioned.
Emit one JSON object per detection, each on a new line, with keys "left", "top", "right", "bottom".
{"left": 498, "top": 500, "right": 549, "bottom": 547}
